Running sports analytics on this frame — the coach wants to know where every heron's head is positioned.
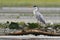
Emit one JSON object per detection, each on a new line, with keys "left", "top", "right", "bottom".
{"left": 33, "top": 5, "right": 38, "bottom": 11}
{"left": 33, "top": 5, "right": 37, "bottom": 7}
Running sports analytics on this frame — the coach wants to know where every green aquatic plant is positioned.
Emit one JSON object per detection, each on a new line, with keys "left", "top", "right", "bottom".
{"left": 27, "top": 23, "right": 39, "bottom": 29}
{"left": 9, "top": 22, "right": 20, "bottom": 29}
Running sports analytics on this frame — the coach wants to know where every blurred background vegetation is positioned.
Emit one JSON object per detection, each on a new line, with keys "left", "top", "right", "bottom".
{"left": 0, "top": 0, "right": 60, "bottom": 7}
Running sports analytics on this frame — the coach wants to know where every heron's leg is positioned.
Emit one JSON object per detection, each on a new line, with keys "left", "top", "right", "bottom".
{"left": 37, "top": 21, "right": 46, "bottom": 28}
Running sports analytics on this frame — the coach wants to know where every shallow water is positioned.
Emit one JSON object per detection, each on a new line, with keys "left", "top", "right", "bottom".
{"left": 0, "top": 34, "right": 60, "bottom": 40}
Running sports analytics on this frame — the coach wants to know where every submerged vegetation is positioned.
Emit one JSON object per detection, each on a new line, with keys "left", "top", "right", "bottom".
{"left": 0, "top": 21, "right": 60, "bottom": 30}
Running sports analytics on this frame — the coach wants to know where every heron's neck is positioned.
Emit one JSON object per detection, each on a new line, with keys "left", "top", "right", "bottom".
{"left": 33, "top": 7, "right": 39, "bottom": 15}
{"left": 34, "top": 7, "right": 38, "bottom": 11}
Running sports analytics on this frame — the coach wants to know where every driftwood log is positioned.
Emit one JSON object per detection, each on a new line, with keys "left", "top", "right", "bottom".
{"left": 8, "top": 29, "right": 60, "bottom": 36}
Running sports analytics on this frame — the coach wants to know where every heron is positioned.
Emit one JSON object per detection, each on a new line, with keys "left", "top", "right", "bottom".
{"left": 33, "top": 6, "right": 53, "bottom": 25}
